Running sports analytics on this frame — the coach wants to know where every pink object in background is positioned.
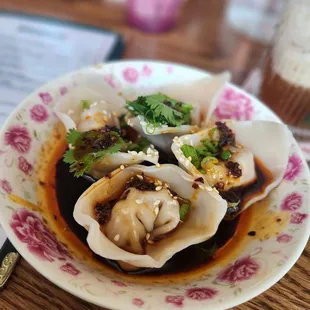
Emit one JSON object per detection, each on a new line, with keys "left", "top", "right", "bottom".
{"left": 127, "top": 0, "right": 184, "bottom": 32}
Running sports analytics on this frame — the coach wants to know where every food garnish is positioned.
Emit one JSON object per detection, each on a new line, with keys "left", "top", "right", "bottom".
{"left": 63, "top": 126, "right": 151, "bottom": 177}
{"left": 126, "top": 93, "right": 193, "bottom": 131}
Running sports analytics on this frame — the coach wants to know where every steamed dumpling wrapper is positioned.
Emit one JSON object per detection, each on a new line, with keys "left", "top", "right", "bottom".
{"left": 74, "top": 164, "right": 227, "bottom": 268}
{"left": 125, "top": 72, "right": 231, "bottom": 152}
{"left": 53, "top": 72, "right": 127, "bottom": 132}
{"left": 171, "top": 120, "right": 292, "bottom": 214}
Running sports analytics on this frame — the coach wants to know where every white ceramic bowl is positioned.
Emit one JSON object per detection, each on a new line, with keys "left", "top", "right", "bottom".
{"left": 0, "top": 61, "right": 309, "bottom": 310}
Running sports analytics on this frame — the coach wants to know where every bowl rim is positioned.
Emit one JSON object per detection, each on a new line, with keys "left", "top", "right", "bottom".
{"left": 0, "top": 59, "right": 309, "bottom": 310}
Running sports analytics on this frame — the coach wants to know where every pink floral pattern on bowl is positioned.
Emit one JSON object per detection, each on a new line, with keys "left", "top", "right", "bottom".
{"left": 18, "top": 156, "right": 33, "bottom": 176}
{"left": 141, "top": 65, "right": 152, "bottom": 77}
{"left": 215, "top": 87, "right": 254, "bottom": 121}
{"left": 290, "top": 212, "right": 308, "bottom": 224}
{"left": 132, "top": 298, "right": 145, "bottom": 308}
{"left": 123, "top": 67, "right": 139, "bottom": 84}
{"left": 186, "top": 287, "right": 218, "bottom": 300}
{"left": 4, "top": 126, "right": 32, "bottom": 154}
{"left": 0, "top": 62, "right": 308, "bottom": 310}
{"left": 60, "top": 263, "right": 81, "bottom": 276}
{"left": 10, "top": 209, "right": 69, "bottom": 262}
{"left": 39, "top": 92, "right": 53, "bottom": 105}
{"left": 216, "top": 257, "right": 259, "bottom": 284}
{"left": 165, "top": 295, "right": 184, "bottom": 307}
{"left": 276, "top": 234, "right": 293, "bottom": 243}
{"left": 281, "top": 192, "right": 302, "bottom": 211}
{"left": 30, "top": 104, "right": 49, "bottom": 123}
{"left": 284, "top": 154, "right": 303, "bottom": 182}
{"left": 0, "top": 179, "right": 12, "bottom": 194}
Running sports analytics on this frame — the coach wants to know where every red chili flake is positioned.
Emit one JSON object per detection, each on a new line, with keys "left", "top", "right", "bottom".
{"left": 192, "top": 183, "right": 199, "bottom": 189}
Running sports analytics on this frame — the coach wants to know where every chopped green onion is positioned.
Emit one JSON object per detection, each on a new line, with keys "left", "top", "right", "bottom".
{"left": 180, "top": 203, "right": 190, "bottom": 221}
{"left": 198, "top": 168, "right": 207, "bottom": 174}
{"left": 81, "top": 100, "right": 91, "bottom": 110}
{"left": 202, "top": 139, "right": 218, "bottom": 154}
{"left": 196, "top": 146, "right": 212, "bottom": 157}
{"left": 181, "top": 145, "right": 201, "bottom": 169}
{"left": 201, "top": 156, "right": 218, "bottom": 167}
{"left": 220, "top": 149, "right": 232, "bottom": 161}
{"left": 228, "top": 201, "right": 240, "bottom": 208}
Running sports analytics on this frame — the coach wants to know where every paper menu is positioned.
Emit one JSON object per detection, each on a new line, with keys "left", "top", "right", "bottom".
{"left": 0, "top": 12, "right": 124, "bottom": 248}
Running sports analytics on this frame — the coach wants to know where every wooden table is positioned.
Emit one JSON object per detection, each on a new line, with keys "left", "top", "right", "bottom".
{"left": 0, "top": 0, "right": 309, "bottom": 309}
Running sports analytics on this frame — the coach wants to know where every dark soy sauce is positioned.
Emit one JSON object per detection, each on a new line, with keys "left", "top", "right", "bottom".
{"left": 55, "top": 156, "right": 270, "bottom": 276}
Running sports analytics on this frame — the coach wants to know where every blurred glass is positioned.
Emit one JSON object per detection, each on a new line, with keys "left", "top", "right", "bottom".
{"left": 127, "top": 0, "right": 184, "bottom": 32}
{"left": 226, "top": 0, "right": 286, "bottom": 43}
{"left": 259, "top": 0, "right": 310, "bottom": 143}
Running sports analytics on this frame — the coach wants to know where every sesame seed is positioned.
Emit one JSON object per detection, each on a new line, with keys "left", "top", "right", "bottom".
{"left": 102, "top": 110, "right": 108, "bottom": 115}
{"left": 120, "top": 165, "right": 125, "bottom": 170}
{"left": 146, "top": 233, "right": 150, "bottom": 240}
{"left": 137, "top": 174, "right": 143, "bottom": 180}
{"left": 90, "top": 102, "right": 98, "bottom": 108}
{"left": 153, "top": 200, "right": 161, "bottom": 206}
{"left": 185, "top": 159, "right": 191, "bottom": 166}
{"left": 148, "top": 239, "right": 154, "bottom": 244}
{"left": 131, "top": 151, "right": 138, "bottom": 155}
{"left": 188, "top": 156, "right": 192, "bottom": 161}
{"left": 150, "top": 144, "right": 155, "bottom": 148}
{"left": 114, "top": 234, "right": 120, "bottom": 241}
{"left": 156, "top": 163, "right": 160, "bottom": 168}
{"left": 112, "top": 111, "right": 117, "bottom": 117}
{"left": 138, "top": 151, "right": 144, "bottom": 155}
{"left": 136, "top": 199, "right": 143, "bottom": 204}
{"left": 173, "top": 196, "right": 178, "bottom": 200}
{"left": 103, "top": 116, "right": 109, "bottom": 122}
{"left": 173, "top": 137, "right": 179, "bottom": 142}
{"left": 154, "top": 207, "right": 159, "bottom": 215}
{"left": 213, "top": 188, "right": 219, "bottom": 194}
{"left": 155, "top": 186, "right": 162, "bottom": 191}
{"left": 67, "top": 109, "right": 74, "bottom": 115}
{"left": 164, "top": 183, "right": 169, "bottom": 188}
{"left": 199, "top": 184, "right": 205, "bottom": 189}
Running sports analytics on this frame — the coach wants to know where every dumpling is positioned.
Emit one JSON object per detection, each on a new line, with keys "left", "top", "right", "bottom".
{"left": 171, "top": 120, "right": 292, "bottom": 217}
{"left": 105, "top": 187, "right": 180, "bottom": 254}
{"left": 73, "top": 164, "right": 227, "bottom": 268}
{"left": 124, "top": 72, "right": 231, "bottom": 152}
{"left": 53, "top": 73, "right": 159, "bottom": 179}
{"left": 53, "top": 72, "right": 127, "bottom": 132}
{"left": 63, "top": 125, "right": 159, "bottom": 179}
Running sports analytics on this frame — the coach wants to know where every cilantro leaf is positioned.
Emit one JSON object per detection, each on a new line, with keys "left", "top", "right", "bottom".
{"left": 63, "top": 127, "right": 125, "bottom": 177}
{"left": 126, "top": 93, "right": 193, "bottom": 128}
{"left": 125, "top": 137, "right": 150, "bottom": 152}
{"left": 145, "top": 94, "right": 183, "bottom": 126}
{"left": 66, "top": 128, "right": 82, "bottom": 145}
{"left": 63, "top": 149, "right": 75, "bottom": 164}
{"left": 181, "top": 145, "right": 201, "bottom": 169}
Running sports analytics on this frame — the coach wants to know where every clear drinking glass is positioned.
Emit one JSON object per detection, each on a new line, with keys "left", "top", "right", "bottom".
{"left": 226, "top": 0, "right": 286, "bottom": 43}
{"left": 127, "top": 0, "right": 184, "bottom": 33}
{"left": 259, "top": 0, "right": 310, "bottom": 143}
